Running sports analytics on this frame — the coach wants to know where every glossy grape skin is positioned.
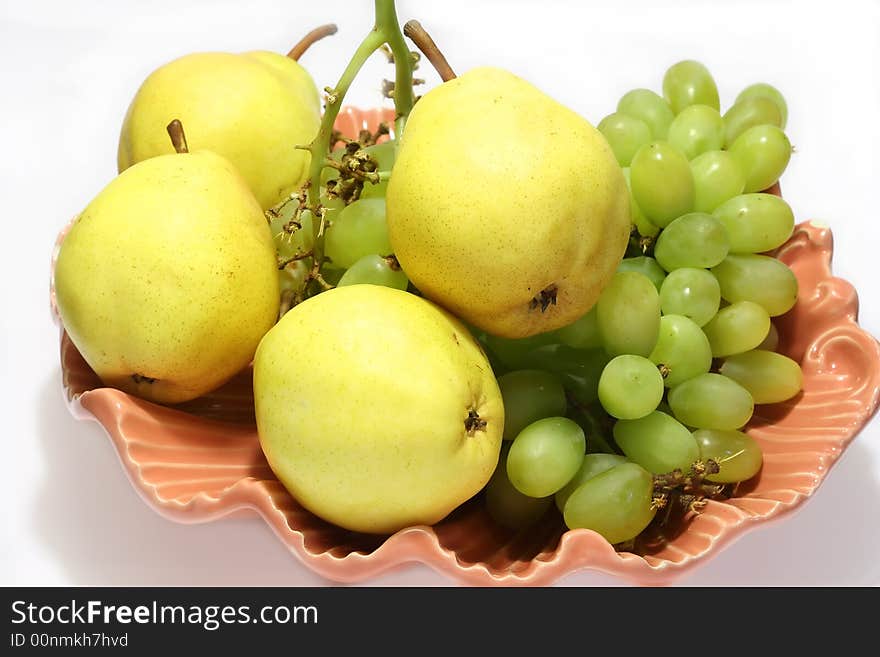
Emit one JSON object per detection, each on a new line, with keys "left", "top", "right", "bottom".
{"left": 694, "top": 429, "right": 763, "bottom": 483}
{"left": 736, "top": 82, "right": 788, "bottom": 128}
{"left": 598, "top": 355, "right": 664, "bottom": 420}
{"left": 690, "top": 150, "right": 746, "bottom": 213}
{"left": 649, "top": 314, "right": 713, "bottom": 387}
{"left": 728, "top": 124, "right": 792, "bottom": 193}
{"left": 711, "top": 254, "right": 799, "bottom": 316}
{"left": 659, "top": 267, "right": 721, "bottom": 327}
{"left": 337, "top": 255, "right": 409, "bottom": 290}
{"left": 598, "top": 112, "right": 653, "bottom": 167}
{"left": 497, "top": 370, "right": 567, "bottom": 441}
{"left": 722, "top": 96, "right": 783, "bottom": 147}
{"left": 702, "top": 300, "right": 771, "bottom": 357}
{"left": 485, "top": 445, "right": 554, "bottom": 530}
{"left": 712, "top": 193, "right": 795, "bottom": 254}
{"left": 323, "top": 197, "right": 392, "bottom": 269}
{"left": 522, "top": 345, "right": 610, "bottom": 405}
{"left": 555, "top": 453, "right": 629, "bottom": 512}
{"left": 630, "top": 141, "right": 695, "bottom": 226}
{"left": 662, "top": 60, "right": 720, "bottom": 114}
{"left": 617, "top": 89, "right": 675, "bottom": 139}
{"left": 667, "top": 104, "right": 725, "bottom": 160}
{"left": 653, "top": 212, "right": 729, "bottom": 271}
{"left": 596, "top": 272, "right": 661, "bottom": 357}
{"left": 622, "top": 167, "right": 660, "bottom": 238}
{"left": 719, "top": 349, "right": 803, "bottom": 404}
{"left": 617, "top": 256, "right": 666, "bottom": 291}
{"left": 507, "top": 417, "right": 586, "bottom": 497}
{"left": 613, "top": 410, "right": 700, "bottom": 474}
{"left": 562, "top": 462, "right": 657, "bottom": 544}
{"left": 668, "top": 373, "right": 754, "bottom": 430}
{"left": 551, "top": 306, "right": 602, "bottom": 350}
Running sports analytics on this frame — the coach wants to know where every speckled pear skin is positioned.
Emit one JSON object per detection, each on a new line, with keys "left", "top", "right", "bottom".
{"left": 117, "top": 50, "right": 320, "bottom": 210}
{"left": 51, "top": 108, "right": 880, "bottom": 586}
{"left": 253, "top": 284, "right": 503, "bottom": 535}
{"left": 54, "top": 151, "right": 279, "bottom": 404}
{"left": 386, "top": 67, "right": 631, "bottom": 339}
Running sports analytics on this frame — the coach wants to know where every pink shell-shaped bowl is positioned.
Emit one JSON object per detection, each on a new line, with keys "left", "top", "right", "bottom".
{"left": 51, "top": 107, "right": 880, "bottom": 586}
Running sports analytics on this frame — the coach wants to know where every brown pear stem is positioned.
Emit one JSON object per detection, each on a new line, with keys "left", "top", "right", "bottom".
{"left": 403, "top": 20, "right": 456, "bottom": 81}
{"left": 166, "top": 119, "right": 189, "bottom": 154}
{"left": 287, "top": 23, "right": 339, "bottom": 60}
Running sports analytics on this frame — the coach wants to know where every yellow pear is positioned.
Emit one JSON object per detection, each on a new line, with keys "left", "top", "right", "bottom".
{"left": 253, "top": 284, "right": 503, "bottom": 534}
{"left": 117, "top": 51, "right": 320, "bottom": 209}
{"left": 55, "top": 150, "right": 279, "bottom": 404}
{"left": 386, "top": 66, "right": 631, "bottom": 338}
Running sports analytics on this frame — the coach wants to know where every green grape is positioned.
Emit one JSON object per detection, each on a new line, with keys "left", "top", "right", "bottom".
{"left": 521, "top": 345, "right": 610, "bottom": 405}
{"left": 497, "top": 370, "right": 567, "bottom": 440}
{"left": 649, "top": 314, "right": 712, "bottom": 387}
{"left": 613, "top": 411, "right": 700, "bottom": 473}
{"left": 323, "top": 197, "right": 392, "bottom": 269}
{"left": 551, "top": 306, "right": 602, "bottom": 350}
{"left": 728, "top": 124, "right": 792, "bottom": 193}
{"left": 597, "top": 112, "right": 653, "bottom": 167}
{"left": 596, "top": 271, "right": 661, "bottom": 357}
{"left": 562, "top": 463, "right": 656, "bottom": 544}
{"left": 667, "top": 104, "right": 725, "bottom": 160}
{"left": 662, "top": 60, "right": 720, "bottom": 114}
{"left": 736, "top": 82, "right": 788, "bottom": 129}
{"left": 757, "top": 321, "right": 779, "bottom": 351}
{"left": 722, "top": 96, "right": 783, "bottom": 147}
{"left": 616, "top": 256, "right": 666, "bottom": 291}
{"left": 702, "top": 300, "right": 770, "bottom": 357}
{"left": 690, "top": 150, "right": 746, "bottom": 213}
{"left": 719, "top": 349, "right": 803, "bottom": 404}
{"left": 337, "top": 254, "right": 409, "bottom": 290}
{"left": 483, "top": 332, "right": 558, "bottom": 370}
{"left": 668, "top": 373, "right": 754, "bottom": 430}
{"left": 712, "top": 193, "right": 795, "bottom": 254}
{"left": 485, "top": 445, "right": 553, "bottom": 530}
{"left": 507, "top": 417, "right": 586, "bottom": 497}
{"left": 711, "top": 254, "right": 798, "bottom": 316}
{"left": 659, "top": 267, "right": 721, "bottom": 327}
{"left": 653, "top": 212, "right": 730, "bottom": 271}
{"left": 359, "top": 140, "right": 396, "bottom": 199}
{"left": 694, "top": 429, "right": 763, "bottom": 483}
{"left": 617, "top": 89, "right": 675, "bottom": 139}
{"left": 598, "top": 355, "right": 664, "bottom": 420}
{"left": 554, "top": 453, "right": 629, "bottom": 512}
{"left": 630, "top": 141, "right": 695, "bottom": 226}
{"left": 622, "top": 167, "right": 660, "bottom": 238}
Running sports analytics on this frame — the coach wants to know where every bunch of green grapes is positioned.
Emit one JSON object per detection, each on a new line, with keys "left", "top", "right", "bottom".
{"left": 272, "top": 138, "right": 409, "bottom": 302}
{"left": 479, "top": 61, "right": 803, "bottom": 547}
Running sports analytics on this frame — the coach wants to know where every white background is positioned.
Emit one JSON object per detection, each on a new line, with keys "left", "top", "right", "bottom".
{"left": 2, "top": 0, "right": 879, "bottom": 586}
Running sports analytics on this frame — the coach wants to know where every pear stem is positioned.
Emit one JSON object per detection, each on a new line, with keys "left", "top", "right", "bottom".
{"left": 296, "top": 0, "right": 416, "bottom": 304}
{"left": 287, "top": 23, "right": 339, "bottom": 60}
{"left": 166, "top": 119, "right": 189, "bottom": 154}
{"left": 403, "top": 20, "right": 456, "bottom": 82}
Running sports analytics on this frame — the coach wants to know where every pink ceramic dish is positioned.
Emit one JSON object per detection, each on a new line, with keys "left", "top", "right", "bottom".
{"left": 51, "top": 107, "right": 880, "bottom": 586}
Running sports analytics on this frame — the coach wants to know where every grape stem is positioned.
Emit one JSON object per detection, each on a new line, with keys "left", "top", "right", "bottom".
{"left": 287, "top": 23, "right": 339, "bottom": 60}
{"left": 403, "top": 20, "right": 456, "bottom": 81}
{"left": 297, "top": 0, "right": 415, "bottom": 302}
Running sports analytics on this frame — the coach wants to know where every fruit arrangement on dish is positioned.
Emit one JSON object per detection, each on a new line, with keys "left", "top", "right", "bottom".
{"left": 52, "top": 1, "right": 880, "bottom": 585}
